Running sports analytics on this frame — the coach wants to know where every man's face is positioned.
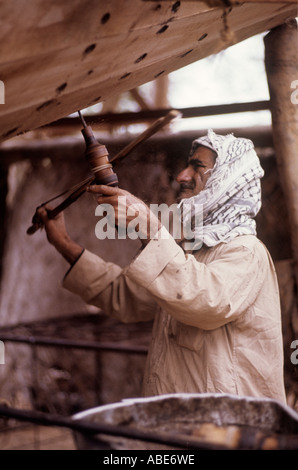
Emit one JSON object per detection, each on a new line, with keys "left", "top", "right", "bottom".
{"left": 176, "top": 145, "right": 217, "bottom": 202}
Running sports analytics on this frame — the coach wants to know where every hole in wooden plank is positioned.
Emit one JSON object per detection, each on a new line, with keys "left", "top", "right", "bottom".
{"left": 36, "top": 99, "right": 57, "bottom": 111}
{"left": 135, "top": 53, "right": 147, "bottom": 63}
{"left": 87, "top": 70, "right": 94, "bottom": 75}
{"left": 157, "top": 25, "right": 168, "bottom": 34}
{"left": 171, "top": 1, "right": 180, "bottom": 13}
{"left": 198, "top": 33, "right": 208, "bottom": 41}
{"left": 120, "top": 72, "right": 131, "bottom": 80}
{"left": 56, "top": 82, "right": 67, "bottom": 94}
{"left": 101, "top": 13, "right": 110, "bottom": 24}
{"left": 93, "top": 96, "right": 101, "bottom": 103}
{"left": 3, "top": 127, "right": 19, "bottom": 138}
{"left": 180, "top": 49, "right": 193, "bottom": 58}
{"left": 154, "top": 71, "right": 165, "bottom": 78}
{"left": 83, "top": 44, "right": 96, "bottom": 57}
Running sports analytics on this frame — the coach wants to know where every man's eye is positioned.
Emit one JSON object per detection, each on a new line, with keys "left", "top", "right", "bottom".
{"left": 192, "top": 162, "right": 205, "bottom": 170}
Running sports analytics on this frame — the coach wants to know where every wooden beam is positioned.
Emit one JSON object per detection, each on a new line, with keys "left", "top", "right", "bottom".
{"left": 129, "top": 88, "right": 151, "bottom": 110}
{"left": 0, "top": 126, "right": 273, "bottom": 166}
{"left": 44, "top": 101, "right": 271, "bottom": 128}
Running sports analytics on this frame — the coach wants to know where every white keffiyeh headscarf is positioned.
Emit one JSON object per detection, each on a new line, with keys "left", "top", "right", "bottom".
{"left": 178, "top": 129, "right": 264, "bottom": 250}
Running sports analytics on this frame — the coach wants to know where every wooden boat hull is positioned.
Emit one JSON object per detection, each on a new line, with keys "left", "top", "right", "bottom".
{"left": 0, "top": 0, "right": 296, "bottom": 143}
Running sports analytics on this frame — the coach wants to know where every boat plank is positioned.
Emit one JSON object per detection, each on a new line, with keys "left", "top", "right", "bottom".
{"left": 0, "top": 1, "right": 296, "bottom": 143}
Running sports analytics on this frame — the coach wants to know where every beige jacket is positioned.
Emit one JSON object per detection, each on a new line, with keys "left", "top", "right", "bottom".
{"left": 63, "top": 228, "right": 287, "bottom": 403}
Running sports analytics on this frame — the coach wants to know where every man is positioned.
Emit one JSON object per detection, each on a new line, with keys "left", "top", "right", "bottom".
{"left": 38, "top": 129, "right": 287, "bottom": 403}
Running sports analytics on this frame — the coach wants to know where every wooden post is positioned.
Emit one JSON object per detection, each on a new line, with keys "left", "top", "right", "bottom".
{"left": 264, "top": 20, "right": 298, "bottom": 287}
{"left": 154, "top": 75, "right": 169, "bottom": 109}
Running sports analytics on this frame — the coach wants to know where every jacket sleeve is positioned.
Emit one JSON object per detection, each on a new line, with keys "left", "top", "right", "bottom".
{"left": 124, "top": 227, "right": 266, "bottom": 330}
{"left": 63, "top": 249, "right": 157, "bottom": 323}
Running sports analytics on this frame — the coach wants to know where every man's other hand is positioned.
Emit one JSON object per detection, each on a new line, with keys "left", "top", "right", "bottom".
{"left": 37, "top": 206, "right": 83, "bottom": 264}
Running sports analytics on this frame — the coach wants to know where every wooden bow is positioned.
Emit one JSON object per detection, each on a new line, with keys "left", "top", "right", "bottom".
{"left": 27, "top": 109, "right": 180, "bottom": 235}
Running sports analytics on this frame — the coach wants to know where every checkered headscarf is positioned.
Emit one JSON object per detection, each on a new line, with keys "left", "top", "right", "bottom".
{"left": 179, "top": 129, "right": 264, "bottom": 249}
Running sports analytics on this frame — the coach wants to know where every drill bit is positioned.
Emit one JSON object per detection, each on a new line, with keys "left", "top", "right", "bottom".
{"left": 78, "top": 110, "right": 87, "bottom": 128}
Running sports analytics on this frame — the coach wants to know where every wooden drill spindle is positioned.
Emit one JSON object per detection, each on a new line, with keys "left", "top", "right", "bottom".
{"left": 81, "top": 124, "right": 118, "bottom": 187}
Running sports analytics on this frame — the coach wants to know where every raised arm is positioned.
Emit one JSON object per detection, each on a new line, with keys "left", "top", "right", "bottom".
{"left": 37, "top": 204, "right": 157, "bottom": 323}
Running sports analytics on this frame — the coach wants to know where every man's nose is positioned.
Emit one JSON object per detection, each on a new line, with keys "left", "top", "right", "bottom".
{"left": 176, "top": 167, "right": 193, "bottom": 184}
